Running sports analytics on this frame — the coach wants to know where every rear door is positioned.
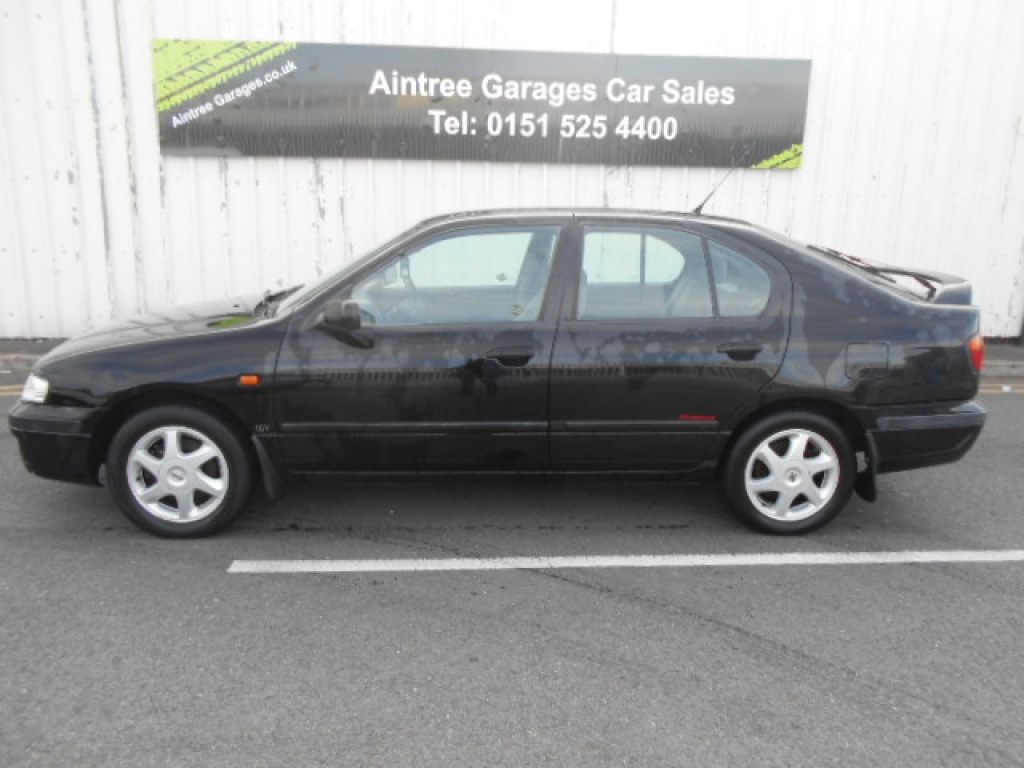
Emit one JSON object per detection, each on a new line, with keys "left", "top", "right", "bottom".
{"left": 549, "top": 220, "right": 790, "bottom": 470}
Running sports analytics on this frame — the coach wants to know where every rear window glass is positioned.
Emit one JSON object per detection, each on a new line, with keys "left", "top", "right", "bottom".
{"left": 807, "top": 245, "right": 934, "bottom": 300}
{"left": 763, "top": 227, "right": 931, "bottom": 301}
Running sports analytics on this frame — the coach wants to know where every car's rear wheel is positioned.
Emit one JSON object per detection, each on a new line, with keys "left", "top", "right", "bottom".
{"left": 106, "top": 405, "right": 254, "bottom": 537}
{"left": 722, "top": 411, "right": 855, "bottom": 534}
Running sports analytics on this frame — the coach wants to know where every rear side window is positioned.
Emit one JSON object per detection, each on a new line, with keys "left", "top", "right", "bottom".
{"left": 583, "top": 232, "right": 686, "bottom": 285}
{"left": 577, "top": 227, "right": 771, "bottom": 321}
{"left": 579, "top": 228, "right": 712, "bottom": 320}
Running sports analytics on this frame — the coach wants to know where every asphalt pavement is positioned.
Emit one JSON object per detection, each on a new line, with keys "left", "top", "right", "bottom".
{"left": 2, "top": 340, "right": 1024, "bottom": 767}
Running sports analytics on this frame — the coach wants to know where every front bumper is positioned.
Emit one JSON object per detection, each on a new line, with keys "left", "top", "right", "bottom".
{"left": 856, "top": 400, "right": 987, "bottom": 475}
{"left": 8, "top": 402, "right": 101, "bottom": 485}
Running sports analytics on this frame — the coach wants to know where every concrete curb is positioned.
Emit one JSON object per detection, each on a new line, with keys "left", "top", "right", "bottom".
{"left": 983, "top": 361, "right": 1024, "bottom": 376}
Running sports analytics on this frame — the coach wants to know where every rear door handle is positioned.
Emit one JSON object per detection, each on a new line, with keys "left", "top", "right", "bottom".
{"left": 484, "top": 346, "right": 536, "bottom": 367}
{"left": 717, "top": 342, "right": 763, "bottom": 361}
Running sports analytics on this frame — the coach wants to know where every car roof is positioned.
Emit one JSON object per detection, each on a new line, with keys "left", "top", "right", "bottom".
{"left": 417, "top": 207, "right": 755, "bottom": 230}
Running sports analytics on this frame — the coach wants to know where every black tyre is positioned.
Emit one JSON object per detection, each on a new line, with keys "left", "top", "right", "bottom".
{"left": 106, "top": 405, "right": 254, "bottom": 538}
{"left": 722, "top": 410, "right": 855, "bottom": 534}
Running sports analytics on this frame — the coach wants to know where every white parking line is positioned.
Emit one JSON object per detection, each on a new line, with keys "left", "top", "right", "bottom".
{"left": 228, "top": 549, "right": 1024, "bottom": 574}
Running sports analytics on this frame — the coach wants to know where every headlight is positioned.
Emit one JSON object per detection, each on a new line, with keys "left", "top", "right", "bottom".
{"left": 21, "top": 373, "right": 49, "bottom": 404}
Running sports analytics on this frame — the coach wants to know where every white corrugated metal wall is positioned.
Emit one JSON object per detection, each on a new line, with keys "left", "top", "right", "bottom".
{"left": 1, "top": 0, "right": 1022, "bottom": 338}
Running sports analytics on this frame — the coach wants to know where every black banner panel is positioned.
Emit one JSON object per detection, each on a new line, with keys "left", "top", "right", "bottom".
{"left": 155, "top": 40, "right": 811, "bottom": 168}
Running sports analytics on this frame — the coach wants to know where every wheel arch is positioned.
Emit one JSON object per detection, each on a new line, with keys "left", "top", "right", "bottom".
{"left": 88, "top": 387, "right": 258, "bottom": 483}
{"left": 717, "top": 397, "right": 868, "bottom": 478}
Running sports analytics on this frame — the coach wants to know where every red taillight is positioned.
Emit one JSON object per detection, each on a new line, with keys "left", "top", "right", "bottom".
{"left": 969, "top": 335, "right": 985, "bottom": 372}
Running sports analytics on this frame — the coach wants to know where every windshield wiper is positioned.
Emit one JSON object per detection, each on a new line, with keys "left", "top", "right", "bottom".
{"left": 253, "top": 286, "right": 301, "bottom": 318}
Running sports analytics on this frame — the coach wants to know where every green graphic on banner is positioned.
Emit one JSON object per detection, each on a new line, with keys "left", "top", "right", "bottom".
{"left": 753, "top": 143, "right": 804, "bottom": 169}
{"left": 155, "top": 40, "right": 297, "bottom": 113}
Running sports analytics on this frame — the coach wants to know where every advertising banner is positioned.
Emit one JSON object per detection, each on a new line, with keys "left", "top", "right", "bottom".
{"left": 155, "top": 40, "right": 810, "bottom": 168}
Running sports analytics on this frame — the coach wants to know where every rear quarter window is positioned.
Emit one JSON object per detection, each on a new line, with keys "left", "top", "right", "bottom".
{"left": 707, "top": 241, "right": 772, "bottom": 317}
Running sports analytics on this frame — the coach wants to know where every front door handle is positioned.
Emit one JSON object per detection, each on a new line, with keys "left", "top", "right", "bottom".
{"left": 484, "top": 346, "right": 536, "bottom": 367}
{"left": 717, "top": 342, "right": 763, "bottom": 361}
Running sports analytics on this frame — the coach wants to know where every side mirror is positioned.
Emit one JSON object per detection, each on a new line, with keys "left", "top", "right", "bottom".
{"left": 322, "top": 299, "right": 362, "bottom": 331}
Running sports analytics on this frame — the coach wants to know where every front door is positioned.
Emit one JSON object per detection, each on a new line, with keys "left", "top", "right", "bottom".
{"left": 549, "top": 222, "right": 790, "bottom": 470}
{"left": 273, "top": 222, "right": 567, "bottom": 471}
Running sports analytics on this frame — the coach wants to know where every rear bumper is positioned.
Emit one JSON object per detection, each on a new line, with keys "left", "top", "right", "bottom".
{"left": 856, "top": 400, "right": 986, "bottom": 474}
{"left": 7, "top": 402, "right": 100, "bottom": 485}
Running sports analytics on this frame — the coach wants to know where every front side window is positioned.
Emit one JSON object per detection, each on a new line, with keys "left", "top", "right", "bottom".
{"left": 349, "top": 226, "right": 560, "bottom": 326}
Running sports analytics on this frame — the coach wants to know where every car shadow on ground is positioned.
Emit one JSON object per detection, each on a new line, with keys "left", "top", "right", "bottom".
{"left": 225, "top": 471, "right": 899, "bottom": 557}
{"left": 239, "top": 474, "right": 724, "bottom": 533}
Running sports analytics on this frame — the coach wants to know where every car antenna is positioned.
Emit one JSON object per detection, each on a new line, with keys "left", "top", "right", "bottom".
{"left": 692, "top": 148, "right": 749, "bottom": 215}
{"left": 691, "top": 165, "right": 739, "bottom": 216}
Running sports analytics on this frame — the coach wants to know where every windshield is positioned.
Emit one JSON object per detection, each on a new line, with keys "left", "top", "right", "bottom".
{"left": 273, "top": 221, "right": 431, "bottom": 315}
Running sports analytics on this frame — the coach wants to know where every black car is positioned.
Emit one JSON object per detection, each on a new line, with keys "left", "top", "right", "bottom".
{"left": 9, "top": 209, "right": 987, "bottom": 537}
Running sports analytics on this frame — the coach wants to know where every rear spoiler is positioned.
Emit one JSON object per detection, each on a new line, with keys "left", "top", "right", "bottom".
{"left": 907, "top": 269, "right": 972, "bottom": 305}
{"left": 808, "top": 246, "right": 973, "bottom": 305}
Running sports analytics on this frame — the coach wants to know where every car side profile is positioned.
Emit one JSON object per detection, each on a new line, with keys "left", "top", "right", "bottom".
{"left": 9, "top": 209, "right": 987, "bottom": 537}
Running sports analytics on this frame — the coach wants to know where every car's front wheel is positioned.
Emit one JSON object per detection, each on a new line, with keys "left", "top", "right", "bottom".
{"left": 106, "top": 405, "right": 254, "bottom": 537}
{"left": 722, "top": 411, "right": 855, "bottom": 534}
